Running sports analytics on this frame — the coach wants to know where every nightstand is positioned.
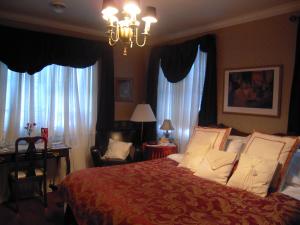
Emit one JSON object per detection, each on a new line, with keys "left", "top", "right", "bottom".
{"left": 142, "top": 143, "right": 177, "bottom": 160}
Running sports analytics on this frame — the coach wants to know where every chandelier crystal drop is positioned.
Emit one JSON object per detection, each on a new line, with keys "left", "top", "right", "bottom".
{"left": 101, "top": 0, "right": 157, "bottom": 55}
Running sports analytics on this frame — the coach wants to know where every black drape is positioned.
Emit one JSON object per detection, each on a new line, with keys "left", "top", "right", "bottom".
{"left": 198, "top": 35, "right": 217, "bottom": 126}
{"left": 288, "top": 19, "right": 300, "bottom": 135}
{"left": 0, "top": 26, "right": 106, "bottom": 74}
{"left": 95, "top": 47, "right": 115, "bottom": 146}
{"left": 160, "top": 39, "right": 199, "bottom": 83}
{"left": 145, "top": 47, "right": 161, "bottom": 141}
{"left": 0, "top": 25, "right": 115, "bottom": 145}
{"left": 146, "top": 34, "right": 217, "bottom": 140}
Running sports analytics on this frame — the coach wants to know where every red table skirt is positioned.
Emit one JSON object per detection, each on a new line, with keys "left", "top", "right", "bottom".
{"left": 143, "top": 144, "right": 177, "bottom": 160}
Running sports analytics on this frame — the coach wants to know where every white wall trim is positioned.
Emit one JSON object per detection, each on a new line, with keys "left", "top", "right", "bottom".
{"left": 0, "top": 10, "right": 105, "bottom": 40}
{"left": 152, "top": 1, "right": 300, "bottom": 45}
{"left": 0, "top": 1, "right": 299, "bottom": 43}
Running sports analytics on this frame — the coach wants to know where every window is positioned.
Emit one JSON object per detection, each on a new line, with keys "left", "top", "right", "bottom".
{"left": 156, "top": 47, "right": 207, "bottom": 152}
{"left": 0, "top": 62, "right": 97, "bottom": 153}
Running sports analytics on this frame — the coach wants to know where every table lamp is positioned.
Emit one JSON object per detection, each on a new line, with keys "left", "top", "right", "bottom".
{"left": 160, "top": 119, "right": 174, "bottom": 138}
{"left": 130, "top": 104, "right": 156, "bottom": 143}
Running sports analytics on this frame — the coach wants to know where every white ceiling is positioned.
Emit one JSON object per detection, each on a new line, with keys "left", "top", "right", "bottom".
{"left": 0, "top": 0, "right": 299, "bottom": 44}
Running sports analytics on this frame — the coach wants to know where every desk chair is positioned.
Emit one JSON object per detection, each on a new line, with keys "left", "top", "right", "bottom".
{"left": 9, "top": 136, "right": 48, "bottom": 212}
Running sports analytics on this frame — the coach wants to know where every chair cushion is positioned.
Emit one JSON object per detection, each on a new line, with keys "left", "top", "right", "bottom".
{"left": 10, "top": 168, "right": 44, "bottom": 179}
{"left": 10, "top": 171, "right": 27, "bottom": 179}
{"left": 102, "top": 139, "right": 132, "bottom": 160}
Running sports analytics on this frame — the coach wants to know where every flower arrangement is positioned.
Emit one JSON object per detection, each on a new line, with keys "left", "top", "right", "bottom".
{"left": 24, "top": 122, "right": 36, "bottom": 136}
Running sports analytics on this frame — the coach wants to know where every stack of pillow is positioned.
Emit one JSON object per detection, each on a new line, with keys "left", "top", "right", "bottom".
{"left": 170, "top": 126, "right": 300, "bottom": 197}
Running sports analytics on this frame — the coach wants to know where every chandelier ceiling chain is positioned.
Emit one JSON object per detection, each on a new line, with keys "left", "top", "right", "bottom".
{"left": 101, "top": 0, "right": 157, "bottom": 55}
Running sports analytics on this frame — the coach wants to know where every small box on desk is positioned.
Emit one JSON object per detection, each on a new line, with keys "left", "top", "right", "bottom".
{"left": 41, "top": 128, "right": 48, "bottom": 141}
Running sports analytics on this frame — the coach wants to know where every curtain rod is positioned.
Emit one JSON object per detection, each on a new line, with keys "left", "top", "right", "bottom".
{"left": 290, "top": 15, "right": 300, "bottom": 23}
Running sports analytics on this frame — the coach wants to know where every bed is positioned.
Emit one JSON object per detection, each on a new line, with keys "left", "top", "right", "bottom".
{"left": 60, "top": 158, "right": 300, "bottom": 225}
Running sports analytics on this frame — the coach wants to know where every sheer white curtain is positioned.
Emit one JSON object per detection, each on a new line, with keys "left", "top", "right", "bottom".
{"left": 156, "top": 47, "right": 207, "bottom": 152}
{"left": 0, "top": 62, "right": 98, "bottom": 171}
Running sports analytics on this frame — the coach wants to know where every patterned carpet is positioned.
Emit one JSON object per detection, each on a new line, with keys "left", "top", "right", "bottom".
{"left": 0, "top": 192, "right": 64, "bottom": 225}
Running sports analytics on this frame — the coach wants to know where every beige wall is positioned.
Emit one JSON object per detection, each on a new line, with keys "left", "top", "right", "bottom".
{"left": 114, "top": 43, "right": 149, "bottom": 120}
{"left": 216, "top": 13, "right": 297, "bottom": 133}
{"left": 113, "top": 12, "right": 298, "bottom": 134}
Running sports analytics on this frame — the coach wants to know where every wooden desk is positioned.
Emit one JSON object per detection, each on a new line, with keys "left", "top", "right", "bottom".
{"left": 143, "top": 143, "right": 177, "bottom": 160}
{"left": 0, "top": 145, "right": 71, "bottom": 175}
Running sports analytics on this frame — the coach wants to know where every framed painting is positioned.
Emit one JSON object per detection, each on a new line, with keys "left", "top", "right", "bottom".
{"left": 115, "top": 78, "right": 133, "bottom": 102}
{"left": 223, "top": 66, "right": 281, "bottom": 117}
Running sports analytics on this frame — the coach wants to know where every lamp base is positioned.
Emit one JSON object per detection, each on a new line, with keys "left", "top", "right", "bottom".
{"left": 164, "top": 130, "right": 170, "bottom": 138}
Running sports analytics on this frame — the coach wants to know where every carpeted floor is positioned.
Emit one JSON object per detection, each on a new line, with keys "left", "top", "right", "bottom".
{"left": 0, "top": 192, "right": 64, "bottom": 225}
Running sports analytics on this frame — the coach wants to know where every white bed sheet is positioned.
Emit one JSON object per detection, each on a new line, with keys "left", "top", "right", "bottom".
{"left": 281, "top": 185, "right": 300, "bottom": 201}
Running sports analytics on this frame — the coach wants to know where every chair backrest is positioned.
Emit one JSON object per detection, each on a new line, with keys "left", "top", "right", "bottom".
{"left": 13, "top": 136, "right": 47, "bottom": 179}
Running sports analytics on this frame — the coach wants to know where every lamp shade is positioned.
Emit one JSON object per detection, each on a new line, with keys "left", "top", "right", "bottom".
{"left": 160, "top": 119, "right": 174, "bottom": 131}
{"left": 130, "top": 104, "right": 156, "bottom": 122}
{"left": 142, "top": 6, "right": 157, "bottom": 23}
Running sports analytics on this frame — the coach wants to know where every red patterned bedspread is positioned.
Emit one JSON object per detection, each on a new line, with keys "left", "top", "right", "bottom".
{"left": 60, "top": 158, "right": 300, "bottom": 225}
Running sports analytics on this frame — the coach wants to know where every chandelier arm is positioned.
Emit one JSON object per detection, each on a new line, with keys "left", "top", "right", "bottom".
{"left": 108, "top": 38, "right": 117, "bottom": 46}
{"left": 108, "top": 24, "right": 119, "bottom": 43}
{"left": 135, "top": 28, "right": 147, "bottom": 47}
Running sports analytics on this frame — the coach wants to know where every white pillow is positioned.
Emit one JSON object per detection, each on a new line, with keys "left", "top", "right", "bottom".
{"left": 281, "top": 185, "right": 300, "bottom": 201}
{"left": 227, "top": 153, "right": 278, "bottom": 197}
{"left": 283, "top": 150, "right": 300, "bottom": 187}
{"left": 167, "top": 153, "right": 184, "bottom": 163}
{"left": 102, "top": 138, "right": 132, "bottom": 160}
{"left": 227, "top": 135, "right": 250, "bottom": 142}
{"left": 194, "top": 150, "right": 237, "bottom": 185}
{"left": 225, "top": 139, "right": 244, "bottom": 154}
{"left": 178, "top": 144, "right": 211, "bottom": 172}
{"left": 224, "top": 135, "right": 250, "bottom": 153}
{"left": 243, "top": 132, "right": 299, "bottom": 191}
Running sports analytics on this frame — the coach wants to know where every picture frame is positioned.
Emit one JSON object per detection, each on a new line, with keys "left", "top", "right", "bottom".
{"left": 223, "top": 66, "right": 281, "bottom": 117}
{"left": 115, "top": 78, "right": 133, "bottom": 102}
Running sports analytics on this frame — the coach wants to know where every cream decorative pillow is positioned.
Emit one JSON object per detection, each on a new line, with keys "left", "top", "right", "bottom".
{"left": 243, "top": 132, "right": 299, "bottom": 190}
{"left": 227, "top": 154, "right": 278, "bottom": 197}
{"left": 102, "top": 139, "right": 132, "bottom": 160}
{"left": 178, "top": 144, "right": 211, "bottom": 172}
{"left": 194, "top": 150, "right": 237, "bottom": 185}
{"left": 186, "top": 127, "right": 231, "bottom": 152}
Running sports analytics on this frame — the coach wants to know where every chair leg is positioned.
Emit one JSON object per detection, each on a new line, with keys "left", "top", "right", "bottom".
{"left": 11, "top": 183, "right": 19, "bottom": 213}
{"left": 43, "top": 177, "right": 47, "bottom": 208}
{"left": 8, "top": 181, "right": 18, "bottom": 213}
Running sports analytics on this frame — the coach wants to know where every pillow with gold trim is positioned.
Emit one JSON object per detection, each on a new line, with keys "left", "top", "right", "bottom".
{"left": 243, "top": 132, "right": 299, "bottom": 191}
{"left": 186, "top": 126, "right": 232, "bottom": 152}
{"left": 227, "top": 153, "right": 278, "bottom": 197}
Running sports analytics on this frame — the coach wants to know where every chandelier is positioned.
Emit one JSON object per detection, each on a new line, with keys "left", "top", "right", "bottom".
{"left": 101, "top": 0, "right": 157, "bottom": 55}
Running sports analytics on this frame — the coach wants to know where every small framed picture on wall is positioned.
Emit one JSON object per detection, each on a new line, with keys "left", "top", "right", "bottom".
{"left": 223, "top": 66, "right": 282, "bottom": 117}
{"left": 115, "top": 78, "right": 133, "bottom": 102}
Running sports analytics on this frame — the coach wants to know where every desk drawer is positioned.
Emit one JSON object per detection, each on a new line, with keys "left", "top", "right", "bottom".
{"left": 50, "top": 148, "right": 69, "bottom": 157}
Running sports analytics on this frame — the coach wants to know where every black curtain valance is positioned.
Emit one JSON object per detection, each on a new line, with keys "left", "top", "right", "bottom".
{"left": 0, "top": 25, "right": 107, "bottom": 75}
{"left": 160, "top": 35, "right": 216, "bottom": 83}
{"left": 0, "top": 25, "right": 115, "bottom": 145}
{"left": 145, "top": 34, "right": 217, "bottom": 140}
